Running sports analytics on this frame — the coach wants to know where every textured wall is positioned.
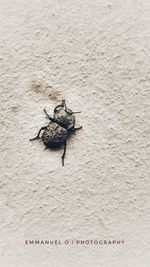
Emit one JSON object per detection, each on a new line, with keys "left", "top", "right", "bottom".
{"left": 0, "top": 0, "right": 150, "bottom": 266}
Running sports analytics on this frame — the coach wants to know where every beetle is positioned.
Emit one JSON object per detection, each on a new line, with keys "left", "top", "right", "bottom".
{"left": 30, "top": 100, "right": 82, "bottom": 166}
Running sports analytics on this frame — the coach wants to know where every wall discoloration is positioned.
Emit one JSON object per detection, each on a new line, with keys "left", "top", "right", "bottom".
{"left": 31, "top": 81, "right": 61, "bottom": 102}
{"left": 11, "top": 106, "right": 20, "bottom": 113}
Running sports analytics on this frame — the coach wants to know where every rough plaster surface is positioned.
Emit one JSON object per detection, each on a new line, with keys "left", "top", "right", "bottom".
{"left": 0, "top": 0, "right": 150, "bottom": 266}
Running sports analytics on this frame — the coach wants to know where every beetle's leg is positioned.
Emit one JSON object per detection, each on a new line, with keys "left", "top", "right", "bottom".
{"left": 54, "top": 104, "right": 63, "bottom": 113}
{"left": 61, "top": 141, "right": 67, "bottom": 166}
{"left": 30, "top": 126, "right": 47, "bottom": 141}
{"left": 72, "top": 111, "right": 81, "bottom": 114}
{"left": 54, "top": 100, "right": 66, "bottom": 113}
{"left": 65, "top": 108, "right": 81, "bottom": 115}
{"left": 73, "top": 126, "right": 82, "bottom": 131}
{"left": 44, "top": 109, "right": 54, "bottom": 121}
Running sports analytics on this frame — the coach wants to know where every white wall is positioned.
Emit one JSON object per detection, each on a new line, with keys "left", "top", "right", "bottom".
{"left": 0, "top": 0, "right": 150, "bottom": 266}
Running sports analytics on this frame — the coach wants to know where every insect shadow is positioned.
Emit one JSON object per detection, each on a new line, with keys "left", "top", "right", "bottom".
{"left": 30, "top": 100, "right": 82, "bottom": 166}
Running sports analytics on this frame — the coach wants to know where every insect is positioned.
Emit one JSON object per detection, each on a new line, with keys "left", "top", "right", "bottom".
{"left": 30, "top": 100, "right": 82, "bottom": 166}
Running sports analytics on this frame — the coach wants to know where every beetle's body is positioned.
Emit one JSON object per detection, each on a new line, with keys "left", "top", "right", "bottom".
{"left": 42, "top": 122, "right": 68, "bottom": 148}
{"left": 30, "top": 99, "right": 82, "bottom": 166}
{"left": 53, "top": 107, "right": 75, "bottom": 130}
